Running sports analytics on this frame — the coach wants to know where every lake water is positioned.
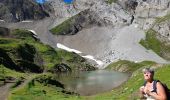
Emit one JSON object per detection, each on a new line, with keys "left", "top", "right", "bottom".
{"left": 56, "top": 70, "right": 130, "bottom": 96}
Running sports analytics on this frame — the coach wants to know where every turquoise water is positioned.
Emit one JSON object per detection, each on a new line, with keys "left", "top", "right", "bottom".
{"left": 64, "top": 0, "right": 73, "bottom": 4}
{"left": 56, "top": 70, "right": 129, "bottom": 96}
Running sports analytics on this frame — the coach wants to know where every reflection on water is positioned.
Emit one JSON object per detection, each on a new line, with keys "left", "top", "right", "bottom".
{"left": 55, "top": 70, "right": 130, "bottom": 96}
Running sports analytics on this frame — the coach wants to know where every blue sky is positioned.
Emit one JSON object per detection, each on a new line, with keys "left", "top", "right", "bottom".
{"left": 35, "top": 0, "right": 46, "bottom": 4}
{"left": 64, "top": 0, "right": 73, "bottom": 4}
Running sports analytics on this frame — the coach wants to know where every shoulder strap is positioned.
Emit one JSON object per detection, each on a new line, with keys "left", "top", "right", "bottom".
{"left": 152, "top": 80, "right": 160, "bottom": 93}
{"left": 143, "top": 81, "right": 146, "bottom": 86}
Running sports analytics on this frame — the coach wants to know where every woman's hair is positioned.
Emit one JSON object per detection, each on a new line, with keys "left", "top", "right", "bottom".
{"left": 142, "top": 68, "right": 154, "bottom": 75}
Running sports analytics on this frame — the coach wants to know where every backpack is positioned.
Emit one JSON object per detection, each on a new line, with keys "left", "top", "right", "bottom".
{"left": 144, "top": 80, "right": 170, "bottom": 99}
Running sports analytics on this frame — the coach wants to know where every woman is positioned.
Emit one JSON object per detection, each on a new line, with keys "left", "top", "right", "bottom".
{"left": 139, "top": 68, "right": 167, "bottom": 100}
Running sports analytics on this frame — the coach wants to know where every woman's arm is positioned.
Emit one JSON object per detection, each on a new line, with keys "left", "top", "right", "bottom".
{"left": 146, "top": 82, "right": 167, "bottom": 100}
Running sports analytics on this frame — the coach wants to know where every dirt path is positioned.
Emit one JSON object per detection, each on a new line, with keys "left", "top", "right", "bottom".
{"left": 14, "top": 75, "right": 34, "bottom": 91}
{"left": 0, "top": 75, "right": 37, "bottom": 100}
{"left": 0, "top": 83, "right": 13, "bottom": 100}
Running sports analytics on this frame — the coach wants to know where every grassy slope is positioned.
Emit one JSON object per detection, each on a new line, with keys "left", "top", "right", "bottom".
{"left": 140, "top": 13, "right": 170, "bottom": 60}
{"left": 106, "top": 60, "right": 156, "bottom": 73}
{"left": 8, "top": 74, "right": 83, "bottom": 100}
{"left": 50, "top": 17, "right": 73, "bottom": 35}
{"left": 0, "top": 64, "right": 26, "bottom": 86}
{"left": 0, "top": 28, "right": 94, "bottom": 72}
{"left": 140, "top": 29, "right": 162, "bottom": 55}
{"left": 0, "top": 28, "right": 95, "bottom": 99}
{"left": 8, "top": 60, "right": 170, "bottom": 100}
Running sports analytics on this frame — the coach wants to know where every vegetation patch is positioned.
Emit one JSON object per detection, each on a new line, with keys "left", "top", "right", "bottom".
{"left": 154, "top": 13, "right": 170, "bottom": 25}
{"left": 10, "top": 77, "right": 25, "bottom": 89}
{"left": 0, "top": 27, "right": 95, "bottom": 73}
{"left": 9, "top": 74, "right": 82, "bottom": 100}
{"left": 106, "top": 0, "right": 118, "bottom": 4}
{"left": 106, "top": 60, "right": 156, "bottom": 73}
{"left": 0, "top": 64, "right": 26, "bottom": 87}
{"left": 50, "top": 17, "right": 74, "bottom": 35}
{"left": 140, "top": 29, "right": 170, "bottom": 60}
{"left": 8, "top": 62, "right": 170, "bottom": 100}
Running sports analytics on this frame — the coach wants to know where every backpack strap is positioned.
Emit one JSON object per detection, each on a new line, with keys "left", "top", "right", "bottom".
{"left": 143, "top": 80, "right": 159, "bottom": 93}
{"left": 143, "top": 81, "right": 147, "bottom": 86}
{"left": 151, "top": 80, "right": 158, "bottom": 93}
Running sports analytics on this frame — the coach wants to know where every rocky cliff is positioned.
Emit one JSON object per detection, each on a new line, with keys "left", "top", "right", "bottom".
{"left": 0, "top": 0, "right": 53, "bottom": 22}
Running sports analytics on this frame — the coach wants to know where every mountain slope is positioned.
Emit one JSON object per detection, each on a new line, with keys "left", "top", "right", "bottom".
{"left": 0, "top": 0, "right": 53, "bottom": 22}
{"left": 0, "top": 27, "right": 95, "bottom": 73}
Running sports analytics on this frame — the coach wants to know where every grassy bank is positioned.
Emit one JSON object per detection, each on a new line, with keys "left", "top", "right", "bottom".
{"left": 8, "top": 74, "right": 83, "bottom": 100}
{"left": 106, "top": 60, "right": 156, "bottom": 73}
{"left": 7, "top": 60, "right": 170, "bottom": 100}
{"left": 86, "top": 62, "right": 170, "bottom": 100}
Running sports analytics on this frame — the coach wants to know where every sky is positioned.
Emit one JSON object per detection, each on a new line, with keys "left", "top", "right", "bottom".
{"left": 35, "top": 0, "right": 73, "bottom": 4}
{"left": 64, "top": 0, "right": 73, "bottom": 4}
{"left": 35, "top": 0, "right": 46, "bottom": 4}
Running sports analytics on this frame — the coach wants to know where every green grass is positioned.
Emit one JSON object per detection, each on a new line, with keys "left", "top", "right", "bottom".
{"left": 0, "top": 38, "right": 20, "bottom": 50}
{"left": 50, "top": 17, "right": 73, "bottom": 35}
{"left": 106, "top": 0, "right": 118, "bottom": 4}
{"left": 9, "top": 74, "right": 83, "bottom": 100}
{"left": 140, "top": 29, "right": 162, "bottom": 55}
{"left": 8, "top": 63, "right": 170, "bottom": 100}
{"left": 0, "top": 28, "right": 94, "bottom": 72}
{"left": 0, "top": 64, "right": 26, "bottom": 86}
{"left": 154, "top": 13, "right": 170, "bottom": 25}
{"left": 106, "top": 60, "right": 156, "bottom": 73}
{"left": 140, "top": 29, "right": 170, "bottom": 60}
{"left": 86, "top": 65, "right": 170, "bottom": 100}
{"left": 0, "top": 65, "right": 26, "bottom": 78}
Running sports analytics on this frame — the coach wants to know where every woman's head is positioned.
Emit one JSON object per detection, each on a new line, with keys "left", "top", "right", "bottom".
{"left": 142, "top": 68, "right": 154, "bottom": 81}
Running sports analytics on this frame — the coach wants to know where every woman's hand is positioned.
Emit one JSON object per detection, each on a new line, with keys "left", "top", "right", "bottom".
{"left": 139, "top": 86, "right": 146, "bottom": 99}
{"left": 145, "top": 89, "right": 151, "bottom": 96}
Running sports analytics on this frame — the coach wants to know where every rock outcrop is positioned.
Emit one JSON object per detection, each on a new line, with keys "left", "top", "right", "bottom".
{"left": 50, "top": 9, "right": 108, "bottom": 35}
{"left": 0, "top": 0, "right": 53, "bottom": 22}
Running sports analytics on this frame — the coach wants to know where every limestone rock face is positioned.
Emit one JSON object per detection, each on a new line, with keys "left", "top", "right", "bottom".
{"left": 0, "top": 0, "right": 53, "bottom": 22}
{"left": 49, "top": 0, "right": 170, "bottom": 30}
{"left": 135, "top": 0, "right": 170, "bottom": 18}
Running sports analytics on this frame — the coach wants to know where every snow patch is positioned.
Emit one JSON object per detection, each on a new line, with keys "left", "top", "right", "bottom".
{"left": 21, "top": 20, "right": 33, "bottom": 23}
{"left": 28, "top": 30, "right": 38, "bottom": 39}
{"left": 57, "top": 43, "right": 104, "bottom": 67}
{"left": 82, "top": 55, "right": 104, "bottom": 66}
{"left": 0, "top": 20, "right": 5, "bottom": 22}
{"left": 29, "top": 30, "right": 38, "bottom": 35}
{"left": 57, "top": 43, "right": 82, "bottom": 54}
